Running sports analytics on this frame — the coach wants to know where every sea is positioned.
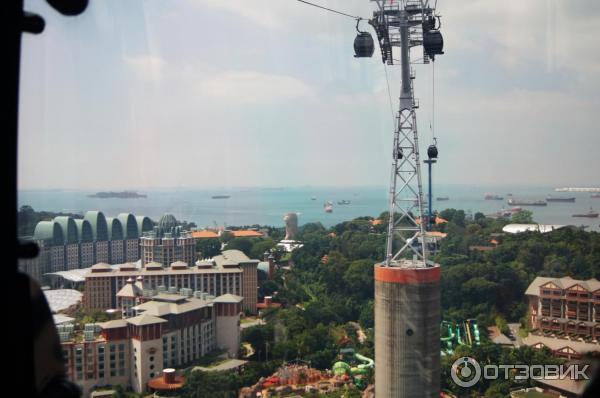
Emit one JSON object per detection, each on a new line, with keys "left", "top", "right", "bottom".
{"left": 18, "top": 185, "right": 600, "bottom": 232}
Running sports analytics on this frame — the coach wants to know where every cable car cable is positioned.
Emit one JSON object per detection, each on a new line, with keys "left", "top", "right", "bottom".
{"left": 295, "top": 0, "right": 365, "bottom": 21}
{"left": 384, "top": 65, "right": 396, "bottom": 129}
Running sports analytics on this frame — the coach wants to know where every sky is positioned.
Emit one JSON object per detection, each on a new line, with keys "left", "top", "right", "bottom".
{"left": 18, "top": 0, "right": 600, "bottom": 190}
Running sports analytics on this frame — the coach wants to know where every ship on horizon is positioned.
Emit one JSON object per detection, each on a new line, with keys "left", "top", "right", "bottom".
{"left": 546, "top": 196, "right": 576, "bottom": 203}
{"left": 572, "top": 207, "right": 599, "bottom": 218}
{"left": 211, "top": 194, "right": 231, "bottom": 199}
{"left": 556, "top": 187, "right": 600, "bottom": 192}
{"left": 484, "top": 193, "right": 503, "bottom": 200}
{"left": 508, "top": 198, "right": 547, "bottom": 206}
{"left": 88, "top": 191, "right": 146, "bottom": 199}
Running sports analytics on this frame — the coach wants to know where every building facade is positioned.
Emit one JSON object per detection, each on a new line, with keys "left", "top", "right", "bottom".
{"left": 19, "top": 211, "right": 154, "bottom": 282}
{"left": 84, "top": 250, "right": 259, "bottom": 314}
{"left": 59, "top": 292, "right": 242, "bottom": 397}
{"left": 526, "top": 276, "right": 600, "bottom": 339}
{"left": 140, "top": 214, "right": 195, "bottom": 267}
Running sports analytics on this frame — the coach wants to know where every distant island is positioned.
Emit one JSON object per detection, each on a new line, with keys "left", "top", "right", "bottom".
{"left": 87, "top": 191, "right": 147, "bottom": 199}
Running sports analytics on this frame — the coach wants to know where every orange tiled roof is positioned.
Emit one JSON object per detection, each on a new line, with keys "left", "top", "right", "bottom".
{"left": 230, "top": 230, "right": 264, "bottom": 238}
{"left": 426, "top": 231, "right": 447, "bottom": 238}
{"left": 416, "top": 216, "right": 448, "bottom": 225}
{"left": 192, "top": 230, "right": 219, "bottom": 239}
{"left": 147, "top": 375, "right": 185, "bottom": 390}
{"left": 370, "top": 219, "right": 383, "bottom": 226}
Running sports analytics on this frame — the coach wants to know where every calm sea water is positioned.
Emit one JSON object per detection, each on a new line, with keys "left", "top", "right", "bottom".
{"left": 18, "top": 185, "right": 600, "bottom": 231}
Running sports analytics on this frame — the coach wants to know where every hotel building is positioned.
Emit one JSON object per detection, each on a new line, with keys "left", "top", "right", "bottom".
{"left": 526, "top": 276, "right": 600, "bottom": 340}
{"left": 19, "top": 211, "right": 153, "bottom": 281}
{"left": 84, "top": 249, "right": 259, "bottom": 314}
{"left": 59, "top": 292, "right": 242, "bottom": 396}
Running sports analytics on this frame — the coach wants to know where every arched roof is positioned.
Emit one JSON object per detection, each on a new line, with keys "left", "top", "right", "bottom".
{"left": 158, "top": 214, "right": 178, "bottom": 232}
{"left": 54, "top": 216, "right": 78, "bottom": 244}
{"left": 117, "top": 213, "right": 138, "bottom": 239}
{"left": 33, "top": 221, "right": 64, "bottom": 245}
{"left": 84, "top": 211, "right": 108, "bottom": 241}
{"left": 74, "top": 219, "right": 93, "bottom": 243}
{"left": 136, "top": 216, "right": 153, "bottom": 236}
{"left": 106, "top": 217, "right": 123, "bottom": 240}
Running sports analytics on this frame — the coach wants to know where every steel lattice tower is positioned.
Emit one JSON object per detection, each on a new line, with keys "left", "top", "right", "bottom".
{"left": 367, "top": 1, "right": 445, "bottom": 397}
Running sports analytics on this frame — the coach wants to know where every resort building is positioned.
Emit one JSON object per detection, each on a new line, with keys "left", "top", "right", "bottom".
{"left": 526, "top": 276, "right": 600, "bottom": 340}
{"left": 19, "top": 211, "right": 154, "bottom": 282}
{"left": 140, "top": 214, "right": 195, "bottom": 267}
{"left": 526, "top": 276, "right": 600, "bottom": 363}
{"left": 84, "top": 250, "right": 259, "bottom": 314}
{"left": 59, "top": 292, "right": 242, "bottom": 396}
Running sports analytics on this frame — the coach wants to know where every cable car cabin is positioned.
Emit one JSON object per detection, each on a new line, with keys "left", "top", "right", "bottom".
{"left": 427, "top": 144, "right": 438, "bottom": 159}
{"left": 423, "top": 30, "right": 444, "bottom": 59}
{"left": 354, "top": 32, "right": 374, "bottom": 58}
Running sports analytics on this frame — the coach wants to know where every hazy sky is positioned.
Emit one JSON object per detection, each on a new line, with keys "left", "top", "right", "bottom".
{"left": 18, "top": 0, "right": 600, "bottom": 190}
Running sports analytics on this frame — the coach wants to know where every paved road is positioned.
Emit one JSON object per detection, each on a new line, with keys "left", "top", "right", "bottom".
{"left": 508, "top": 323, "right": 524, "bottom": 347}
{"left": 240, "top": 318, "right": 265, "bottom": 329}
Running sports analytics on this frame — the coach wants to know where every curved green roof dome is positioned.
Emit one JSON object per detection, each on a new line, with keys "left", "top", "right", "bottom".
{"left": 117, "top": 213, "right": 138, "bottom": 239}
{"left": 74, "top": 219, "right": 93, "bottom": 243}
{"left": 54, "top": 216, "right": 78, "bottom": 244}
{"left": 106, "top": 217, "right": 123, "bottom": 240}
{"left": 84, "top": 211, "right": 108, "bottom": 241}
{"left": 158, "top": 214, "right": 178, "bottom": 231}
{"left": 34, "top": 221, "right": 64, "bottom": 245}
{"left": 136, "top": 216, "right": 153, "bottom": 236}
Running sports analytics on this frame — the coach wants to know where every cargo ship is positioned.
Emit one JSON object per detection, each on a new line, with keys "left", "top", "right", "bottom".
{"left": 88, "top": 191, "right": 146, "bottom": 199}
{"left": 556, "top": 187, "right": 600, "bottom": 192}
{"left": 211, "top": 195, "right": 231, "bottom": 199}
{"left": 546, "top": 196, "right": 576, "bottom": 203}
{"left": 572, "top": 207, "right": 599, "bottom": 218}
{"left": 507, "top": 199, "right": 547, "bottom": 206}
{"left": 337, "top": 200, "right": 351, "bottom": 205}
{"left": 436, "top": 196, "right": 449, "bottom": 201}
{"left": 484, "top": 193, "right": 503, "bottom": 200}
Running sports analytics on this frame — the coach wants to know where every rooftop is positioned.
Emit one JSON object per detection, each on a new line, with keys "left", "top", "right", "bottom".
{"left": 213, "top": 293, "right": 243, "bottom": 304}
{"left": 134, "top": 295, "right": 211, "bottom": 317}
{"left": 525, "top": 276, "right": 600, "bottom": 295}
{"left": 44, "top": 289, "right": 83, "bottom": 313}
{"left": 126, "top": 313, "right": 167, "bottom": 326}
{"left": 192, "top": 230, "right": 219, "bottom": 239}
{"left": 213, "top": 250, "right": 259, "bottom": 268}
{"left": 522, "top": 334, "right": 600, "bottom": 354}
{"left": 502, "top": 224, "right": 569, "bottom": 234}
{"left": 230, "top": 230, "right": 264, "bottom": 238}
{"left": 100, "top": 319, "right": 128, "bottom": 329}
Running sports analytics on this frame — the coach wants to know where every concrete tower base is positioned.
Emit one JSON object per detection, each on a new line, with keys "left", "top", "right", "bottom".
{"left": 374, "top": 261, "right": 441, "bottom": 398}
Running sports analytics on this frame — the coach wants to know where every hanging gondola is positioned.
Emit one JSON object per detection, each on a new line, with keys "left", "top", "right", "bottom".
{"left": 354, "top": 19, "right": 374, "bottom": 58}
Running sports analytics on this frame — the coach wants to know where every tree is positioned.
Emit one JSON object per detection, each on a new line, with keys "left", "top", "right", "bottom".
{"left": 225, "top": 238, "right": 253, "bottom": 256}
{"left": 196, "top": 238, "right": 221, "bottom": 259}
{"left": 250, "top": 238, "right": 276, "bottom": 260}
{"left": 182, "top": 370, "right": 240, "bottom": 398}
{"left": 511, "top": 209, "right": 533, "bottom": 224}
